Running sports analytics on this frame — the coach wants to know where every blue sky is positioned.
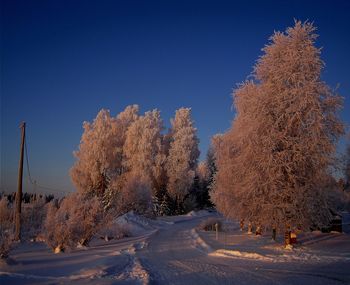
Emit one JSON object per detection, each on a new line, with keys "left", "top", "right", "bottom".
{"left": 1, "top": 0, "right": 350, "bottom": 195}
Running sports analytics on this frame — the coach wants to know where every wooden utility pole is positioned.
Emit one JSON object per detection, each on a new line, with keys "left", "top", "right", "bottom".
{"left": 15, "top": 122, "right": 26, "bottom": 241}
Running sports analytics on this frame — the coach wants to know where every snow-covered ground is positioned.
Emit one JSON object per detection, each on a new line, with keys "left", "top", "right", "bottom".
{"left": 1, "top": 211, "right": 350, "bottom": 284}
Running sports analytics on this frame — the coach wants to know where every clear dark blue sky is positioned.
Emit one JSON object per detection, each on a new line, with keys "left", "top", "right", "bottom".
{"left": 1, "top": 0, "right": 349, "bottom": 195}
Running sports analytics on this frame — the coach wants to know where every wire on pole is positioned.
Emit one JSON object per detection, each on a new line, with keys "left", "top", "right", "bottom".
{"left": 23, "top": 131, "right": 70, "bottom": 196}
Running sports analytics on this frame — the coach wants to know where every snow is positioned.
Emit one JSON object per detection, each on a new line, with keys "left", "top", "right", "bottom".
{"left": 210, "top": 249, "right": 274, "bottom": 261}
{"left": 189, "top": 229, "right": 212, "bottom": 253}
{"left": 186, "top": 209, "right": 212, "bottom": 217}
{"left": 199, "top": 218, "right": 350, "bottom": 265}
{"left": 1, "top": 211, "right": 350, "bottom": 284}
{"left": 114, "top": 211, "right": 173, "bottom": 237}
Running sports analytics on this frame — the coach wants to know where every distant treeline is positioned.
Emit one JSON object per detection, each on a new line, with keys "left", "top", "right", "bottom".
{"left": 0, "top": 192, "right": 56, "bottom": 204}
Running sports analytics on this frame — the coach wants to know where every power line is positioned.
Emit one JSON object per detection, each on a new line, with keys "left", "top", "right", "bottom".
{"left": 23, "top": 132, "right": 71, "bottom": 195}
{"left": 24, "top": 136, "right": 34, "bottom": 185}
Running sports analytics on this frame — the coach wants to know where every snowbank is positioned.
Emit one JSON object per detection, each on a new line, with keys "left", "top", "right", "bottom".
{"left": 209, "top": 244, "right": 350, "bottom": 264}
{"left": 114, "top": 211, "right": 169, "bottom": 236}
{"left": 186, "top": 210, "right": 211, "bottom": 217}
{"left": 210, "top": 249, "right": 274, "bottom": 262}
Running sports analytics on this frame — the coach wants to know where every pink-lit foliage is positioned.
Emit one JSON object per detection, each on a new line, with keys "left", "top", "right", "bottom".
{"left": 70, "top": 104, "right": 200, "bottom": 216}
{"left": 70, "top": 105, "right": 139, "bottom": 201}
{"left": 212, "top": 21, "right": 344, "bottom": 232}
{"left": 123, "top": 109, "right": 167, "bottom": 197}
{"left": 166, "top": 108, "right": 200, "bottom": 209}
{"left": 44, "top": 193, "right": 103, "bottom": 251}
{"left": 109, "top": 172, "right": 153, "bottom": 217}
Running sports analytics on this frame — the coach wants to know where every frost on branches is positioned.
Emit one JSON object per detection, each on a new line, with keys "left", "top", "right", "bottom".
{"left": 166, "top": 108, "right": 200, "bottom": 212}
{"left": 70, "top": 105, "right": 139, "bottom": 210}
{"left": 212, "top": 21, "right": 344, "bottom": 232}
{"left": 70, "top": 105, "right": 201, "bottom": 216}
{"left": 44, "top": 193, "right": 103, "bottom": 252}
{"left": 123, "top": 109, "right": 166, "bottom": 195}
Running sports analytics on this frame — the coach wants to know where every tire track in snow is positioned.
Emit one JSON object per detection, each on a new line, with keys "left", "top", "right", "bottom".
{"left": 115, "top": 241, "right": 150, "bottom": 284}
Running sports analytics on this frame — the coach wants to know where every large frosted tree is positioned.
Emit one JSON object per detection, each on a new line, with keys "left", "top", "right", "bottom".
{"left": 70, "top": 105, "right": 139, "bottom": 201}
{"left": 123, "top": 109, "right": 166, "bottom": 196}
{"left": 70, "top": 109, "right": 118, "bottom": 198}
{"left": 166, "top": 108, "right": 200, "bottom": 210}
{"left": 212, "top": 21, "right": 344, "bottom": 232}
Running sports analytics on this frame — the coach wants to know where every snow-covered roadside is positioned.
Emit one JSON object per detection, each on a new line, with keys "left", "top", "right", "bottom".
{"left": 196, "top": 221, "right": 350, "bottom": 264}
{"left": 209, "top": 247, "right": 350, "bottom": 263}
{"left": 0, "top": 211, "right": 162, "bottom": 285}
{"left": 2, "top": 212, "right": 349, "bottom": 285}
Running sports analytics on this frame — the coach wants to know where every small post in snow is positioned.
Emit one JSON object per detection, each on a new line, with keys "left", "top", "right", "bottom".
{"left": 215, "top": 222, "right": 219, "bottom": 240}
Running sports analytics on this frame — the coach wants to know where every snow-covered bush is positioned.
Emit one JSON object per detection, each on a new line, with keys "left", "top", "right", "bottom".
{"left": 0, "top": 198, "right": 14, "bottom": 258}
{"left": 21, "top": 198, "right": 47, "bottom": 241}
{"left": 44, "top": 193, "right": 103, "bottom": 252}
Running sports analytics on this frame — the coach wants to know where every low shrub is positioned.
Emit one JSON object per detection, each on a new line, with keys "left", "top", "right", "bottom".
{"left": 21, "top": 198, "right": 48, "bottom": 241}
{"left": 43, "top": 193, "right": 103, "bottom": 252}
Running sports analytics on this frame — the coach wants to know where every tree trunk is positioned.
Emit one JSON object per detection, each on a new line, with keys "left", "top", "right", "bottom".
{"left": 272, "top": 228, "right": 277, "bottom": 241}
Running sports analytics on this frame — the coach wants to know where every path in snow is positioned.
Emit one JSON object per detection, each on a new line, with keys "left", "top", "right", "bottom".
{"left": 132, "top": 216, "right": 350, "bottom": 285}
{"left": 1, "top": 213, "right": 350, "bottom": 284}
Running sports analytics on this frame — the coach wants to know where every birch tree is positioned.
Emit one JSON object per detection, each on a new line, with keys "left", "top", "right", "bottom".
{"left": 123, "top": 109, "right": 166, "bottom": 196}
{"left": 166, "top": 108, "right": 200, "bottom": 212}
{"left": 70, "top": 109, "right": 118, "bottom": 198}
{"left": 212, "top": 21, "right": 344, "bottom": 233}
{"left": 70, "top": 105, "right": 139, "bottom": 204}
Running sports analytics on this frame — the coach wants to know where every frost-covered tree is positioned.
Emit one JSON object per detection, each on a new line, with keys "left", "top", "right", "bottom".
{"left": 44, "top": 193, "right": 103, "bottom": 252}
{"left": 113, "top": 105, "right": 140, "bottom": 176}
{"left": 166, "top": 108, "right": 200, "bottom": 212}
{"left": 212, "top": 21, "right": 344, "bottom": 233}
{"left": 70, "top": 109, "right": 119, "bottom": 198}
{"left": 119, "top": 109, "right": 166, "bottom": 215}
{"left": 102, "top": 105, "right": 139, "bottom": 208}
{"left": 123, "top": 109, "right": 166, "bottom": 195}
{"left": 70, "top": 105, "right": 139, "bottom": 206}
{"left": 109, "top": 172, "right": 152, "bottom": 216}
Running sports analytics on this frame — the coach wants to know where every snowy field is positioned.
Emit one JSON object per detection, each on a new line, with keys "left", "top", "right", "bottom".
{"left": 1, "top": 211, "right": 350, "bottom": 285}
